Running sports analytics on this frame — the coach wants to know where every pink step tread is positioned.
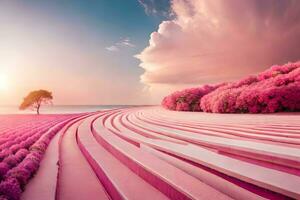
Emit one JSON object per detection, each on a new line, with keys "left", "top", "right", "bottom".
{"left": 77, "top": 115, "right": 169, "bottom": 200}
{"left": 96, "top": 110, "right": 300, "bottom": 199}
{"left": 140, "top": 144, "right": 265, "bottom": 200}
{"left": 143, "top": 139, "right": 300, "bottom": 199}
{"left": 126, "top": 113, "right": 300, "bottom": 168}
{"left": 93, "top": 116, "right": 232, "bottom": 200}
{"left": 57, "top": 118, "right": 109, "bottom": 200}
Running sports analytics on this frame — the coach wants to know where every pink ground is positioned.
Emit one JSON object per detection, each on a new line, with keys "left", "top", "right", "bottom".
{"left": 1, "top": 107, "right": 300, "bottom": 200}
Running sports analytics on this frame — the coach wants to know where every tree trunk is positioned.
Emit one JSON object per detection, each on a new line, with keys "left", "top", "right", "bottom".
{"left": 37, "top": 104, "right": 40, "bottom": 115}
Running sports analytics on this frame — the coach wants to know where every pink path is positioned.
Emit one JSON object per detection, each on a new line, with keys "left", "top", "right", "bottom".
{"left": 56, "top": 116, "right": 110, "bottom": 200}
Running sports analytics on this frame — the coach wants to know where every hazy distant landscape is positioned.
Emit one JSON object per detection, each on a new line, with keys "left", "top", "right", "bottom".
{"left": 0, "top": 105, "right": 132, "bottom": 114}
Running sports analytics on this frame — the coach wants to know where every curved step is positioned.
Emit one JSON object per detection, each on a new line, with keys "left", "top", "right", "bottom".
{"left": 77, "top": 114, "right": 169, "bottom": 200}
{"left": 140, "top": 144, "right": 265, "bottom": 200}
{"left": 126, "top": 112, "right": 300, "bottom": 169}
{"left": 93, "top": 115, "right": 232, "bottom": 200}
{"left": 137, "top": 111, "right": 300, "bottom": 145}
{"left": 140, "top": 111, "right": 300, "bottom": 138}
{"left": 143, "top": 140, "right": 300, "bottom": 199}
{"left": 57, "top": 114, "right": 109, "bottom": 200}
{"left": 99, "top": 108, "right": 300, "bottom": 199}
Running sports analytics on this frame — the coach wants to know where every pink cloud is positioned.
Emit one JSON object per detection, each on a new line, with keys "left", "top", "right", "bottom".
{"left": 136, "top": 0, "right": 300, "bottom": 88}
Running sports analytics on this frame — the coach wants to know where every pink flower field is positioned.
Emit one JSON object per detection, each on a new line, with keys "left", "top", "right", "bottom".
{"left": 0, "top": 114, "right": 80, "bottom": 200}
{"left": 0, "top": 108, "right": 299, "bottom": 200}
{"left": 162, "top": 61, "right": 300, "bottom": 113}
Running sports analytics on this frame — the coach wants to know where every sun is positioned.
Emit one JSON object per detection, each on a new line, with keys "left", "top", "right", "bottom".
{"left": 0, "top": 74, "right": 9, "bottom": 91}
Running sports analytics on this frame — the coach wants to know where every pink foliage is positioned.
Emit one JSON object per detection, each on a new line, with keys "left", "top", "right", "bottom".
{"left": 0, "top": 178, "right": 22, "bottom": 200}
{"left": 0, "top": 163, "right": 9, "bottom": 180}
{"left": 161, "top": 84, "right": 223, "bottom": 111}
{"left": 162, "top": 61, "right": 300, "bottom": 113}
{"left": 200, "top": 61, "right": 300, "bottom": 113}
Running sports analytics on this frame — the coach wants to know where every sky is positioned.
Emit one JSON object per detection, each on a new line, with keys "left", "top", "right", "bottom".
{"left": 0, "top": 0, "right": 299, "bottom": 105}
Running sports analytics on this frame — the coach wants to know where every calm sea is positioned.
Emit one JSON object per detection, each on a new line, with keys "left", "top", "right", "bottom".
{"left": 0, "top": 105, "right": 132, "bottom": 114}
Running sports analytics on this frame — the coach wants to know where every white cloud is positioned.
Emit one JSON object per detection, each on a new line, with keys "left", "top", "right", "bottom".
{"left": 106, "top": 38, "right": 135, "bottom": 52}
{"left": 117, "top": 38, "right": 135, "bottom": 47}
{"left": 105, "top": 45, "right": 119, "bottom": 52}
{"left": 138, "top": 0, "right": 170, "bottom": 17}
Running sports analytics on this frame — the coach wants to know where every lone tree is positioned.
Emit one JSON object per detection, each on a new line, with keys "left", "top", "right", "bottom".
{"left": 19, "top": 90, "right": 53, "bottom": 115}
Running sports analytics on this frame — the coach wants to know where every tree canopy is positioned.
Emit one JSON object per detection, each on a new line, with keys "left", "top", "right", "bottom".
{"left": 19, "top": 90, "right": 53, "bottom": 114}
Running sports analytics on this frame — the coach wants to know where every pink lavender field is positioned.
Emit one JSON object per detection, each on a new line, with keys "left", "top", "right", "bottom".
{"left": 0, "top": 107, "right": 299, "bottom": 200}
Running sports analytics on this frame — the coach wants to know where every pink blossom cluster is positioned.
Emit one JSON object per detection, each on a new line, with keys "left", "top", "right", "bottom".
{"left": 162, "top": 61, "right": 300, "bottom": 113}
{"left": 0, "top": 115, "right": 76, "bottom": 200}
{"left": 201, "top": 61, "right": 300, "bottom": 113}
{"left": 161, "top": 84, "right": 223, "bottom": 111}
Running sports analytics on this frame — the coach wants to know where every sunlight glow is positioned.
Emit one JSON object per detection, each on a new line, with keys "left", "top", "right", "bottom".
{"left": 0, "top": 74, "right": 9, "bottom": 91}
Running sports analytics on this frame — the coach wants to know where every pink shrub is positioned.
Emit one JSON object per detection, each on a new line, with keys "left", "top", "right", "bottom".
{"left": 0, "top": 196, "right": 8, "bottom": 200}
{"left": 3, "top": 156, "right": 18, "bottom": 168}
{"left": 0, "top": 153, "right": 6, "bottom": 162}
{"left": 162, "top": 61, "right": 300, "bottom": 113}
{"left": 161, "top": 84, "right": 223, "bottom": 111}
{"left": 0, "top": 114, "right": 79, "bottom": 199}
{"left": 19, "top": 155, "right": 40, "bottom": 175}
{"left": 0, "top": 163, "right": 9, "bottom": 180}
{"left": 0, "top": 178, "right": 22, "bottom": 200}
{"left": 14, "top": 149, "right": 29, "bottom": 163}
{"left": 200, "top": 61, "right": 300, "bottom": 113}
{"left": 5, "top": 167, "right": 31, "bottom": 190}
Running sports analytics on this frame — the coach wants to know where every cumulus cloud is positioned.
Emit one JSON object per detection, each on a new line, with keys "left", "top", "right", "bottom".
{"left": 136, "top": 0, "right": 300, "bottom": 88}
{"left": 106, "top": 38, "right": 135, "bottom": 52}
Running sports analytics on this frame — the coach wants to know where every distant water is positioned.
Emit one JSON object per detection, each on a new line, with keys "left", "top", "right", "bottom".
{"left": 0, "top": 105, "right": 132, "bottom": 114}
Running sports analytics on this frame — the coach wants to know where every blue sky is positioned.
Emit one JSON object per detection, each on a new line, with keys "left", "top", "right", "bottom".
{"left": 0, "top": 0, "right": 170, "bottom": 105}
{"left": 11, "top": 0, "right": 168, "bottom": 73}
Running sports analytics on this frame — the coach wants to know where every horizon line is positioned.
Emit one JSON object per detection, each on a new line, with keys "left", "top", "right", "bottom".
{"left": 0, "top": 104, "right": 158, "bottom": 106}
